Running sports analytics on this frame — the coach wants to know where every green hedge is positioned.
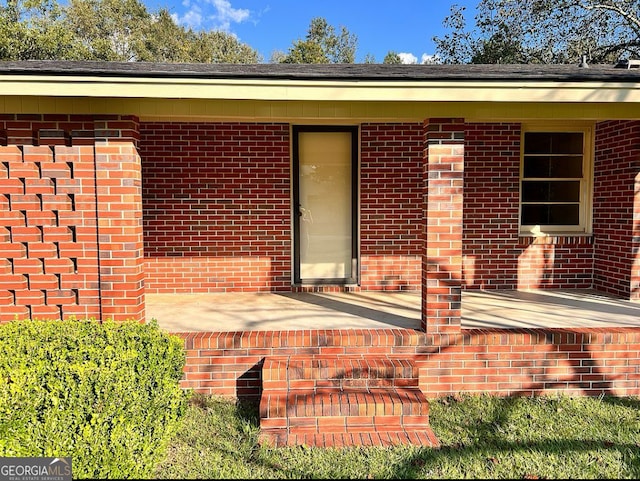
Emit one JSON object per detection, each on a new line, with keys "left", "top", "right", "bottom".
{"left": 0, "top": 319, "right": 187, "bottom": 479}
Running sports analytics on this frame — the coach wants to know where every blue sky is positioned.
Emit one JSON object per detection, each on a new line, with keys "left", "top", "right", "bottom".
{"left": 147, "top": 0, "right": 478, "bottom": 63}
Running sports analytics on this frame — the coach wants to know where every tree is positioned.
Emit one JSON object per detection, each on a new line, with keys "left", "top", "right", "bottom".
{"left": 434, "top": 0, "right": 640, "bottom": 64}
{"left": 383, "top": 51, "right": 402, "bottom": 64}
{"left": 282, "top": 38, "right": 329, "bottom": 63}
{"left": 138, "top": 8, "right": 262, "bottom": 63}
{"left": 135, "top": 8, "right": 192, "bottom": 63}
{"left": 362, "top": 53, "right": 377, "bottom": 63}
{"left": 269, "top": 49, "right": 287, "bottom": 63}
{"left": 64, "top": 0, "right": 150, "bottom": 61}
{"left": 0, "top": 0, "right": 82, "bottom": 60}
{"left": 432, "top": 4, "right": 476, "bottom": 64}
{"left": 0, "top": 0, "right": 261, "bottom": 62}
{"left": 470, "top": 26, "right": 528, "bottom": 64}
{"left": 279, "top": 17, "right": 357, "bottom": 63}
{"left": 188, "top": 30, "right": 262, "bottom": 63}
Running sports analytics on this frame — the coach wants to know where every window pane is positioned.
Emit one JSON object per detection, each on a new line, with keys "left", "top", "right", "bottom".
{"left": 524, "top": 132, "right": 583, "bottom": 154}
{"left": 522, "top": 204, "right": 580, "bottom": 225}
{"left": 523, "top": 156, "right": 583, "bottom": 178}
{"left": 521, "top": 130, "right": 588, "bottom": 229}
{"left": 522, "top": 181, "right": 581, "bottom": 202}
{"left": 521, "top": 204, "right": 548, "bottom": 225}
{"left": 524, "top": 133, "right": 551, "bottom": 154}
{"left": 549, "top": 204, "right": 580, "bottom": 225}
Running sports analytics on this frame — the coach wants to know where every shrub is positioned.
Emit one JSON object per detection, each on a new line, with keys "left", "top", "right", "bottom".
{"left": 0, "top": 318, "right": 187, "bottom": 479}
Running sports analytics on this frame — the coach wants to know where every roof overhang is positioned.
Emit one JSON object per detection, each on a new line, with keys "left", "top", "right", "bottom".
{"left": 1, "top": 61, "right": 639, "bottom": 122}
{"left": 1, "top": 73, "right": 639, "bottom": 103}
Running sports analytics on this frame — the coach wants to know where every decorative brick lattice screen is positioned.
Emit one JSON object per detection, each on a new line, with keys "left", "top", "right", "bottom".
{"left": 0, "top": 115, "right": 143, "bottom": 322}
{"left": 0, "top": 142, "right": 100, "bottom": 322}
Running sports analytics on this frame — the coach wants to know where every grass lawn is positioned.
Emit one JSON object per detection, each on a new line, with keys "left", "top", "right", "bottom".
{"left": 154, "top": 392, "right": 640, "bottom": 479}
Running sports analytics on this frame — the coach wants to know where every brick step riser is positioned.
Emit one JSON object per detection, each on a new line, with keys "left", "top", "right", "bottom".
{"left": 262, "top": 357, "right": 420, "bottom": 391}
{"left": 259, "top": 417, "right": 432, "bottom": 430}
{"left": 287, "top": 391, "right": 428, "bottom": 415}
{"left": 260, "top": 431, "right": 440, "bottom": 448}
{"left": 282, "top": 377, "right": 419, "bottom": 390}
{"left": 259, "top": 426, "right": 439, "bottom": 448}
{"left": 259, "top": 354, "right": 440, "bottom": 448}
{"left": 260, "top": 409, "right": 429, "bottom": 424}
{"left": 259, "top": 390, "right": 431, "bottom": 437}
{"left": 287, "top": 364, "right": 417, "bottom": 378}
{"left": 262, "top": 379, "right": 419, "bottom": 390}
{"left": 288, "top": 415, "right": 431, "bottom": 432}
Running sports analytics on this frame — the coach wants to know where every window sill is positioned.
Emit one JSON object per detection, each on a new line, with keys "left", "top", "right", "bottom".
{"left": 517, "top": 233, "right": 594, "bottom": 246}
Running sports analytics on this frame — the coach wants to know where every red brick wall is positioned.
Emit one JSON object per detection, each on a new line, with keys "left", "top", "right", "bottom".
{"left": 463, "top": 123, "right": 594, "bottom": 290}
{"left": 177, "top": 327, "right": 640, "bottom": 400}
{"left": 141, "top": 122, "right": 426, "bottom": 293}
{"left": 593, "top": 120, "right": 640, "bottom": 299}
{"left": 141, "top": 120, "right": 620, "bottom": 296}
{"left": 140, "top": 122, "right": 292, "bottom": 292}
{"left": 360, "top": 123, "right": 423, "bottom": 290}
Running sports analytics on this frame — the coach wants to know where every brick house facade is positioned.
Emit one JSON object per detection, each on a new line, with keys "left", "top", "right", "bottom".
{"left": 1, "top": 62, "right": 640, "bottom": 414}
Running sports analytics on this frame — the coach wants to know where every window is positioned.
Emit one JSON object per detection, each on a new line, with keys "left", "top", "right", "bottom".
{"left": 520, "top": 124, "right": 593, "bottom": 235}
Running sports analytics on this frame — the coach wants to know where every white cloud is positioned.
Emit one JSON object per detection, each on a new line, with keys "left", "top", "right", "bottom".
{"left": 398, "top": 52, "right": 418, "bottom": 64}
{"left": 172, "top": 0, "right": 251, "bottom": 31}
{"left": 421, "top": 53, "right": 440, "bottom": 64}
{"left": 172, "top": 6, "right": 204, "bottom": 29}
{"left": 398, "top": 52, "right": 442, "bottom": 64}
{"left": 212, "top": 0, "right": 250, "bottom": 23}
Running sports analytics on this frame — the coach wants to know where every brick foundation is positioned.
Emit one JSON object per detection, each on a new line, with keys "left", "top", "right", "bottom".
{"left": 177, "top": 327, "right": 640, "bottom": 400}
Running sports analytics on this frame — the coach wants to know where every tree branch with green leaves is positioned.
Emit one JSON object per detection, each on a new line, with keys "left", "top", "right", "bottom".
{"left": 434, "top": 0, "right": 640, "bottom": 64}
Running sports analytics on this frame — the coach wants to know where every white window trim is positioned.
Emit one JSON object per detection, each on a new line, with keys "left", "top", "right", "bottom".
{"left": 519, "top": 121, "right": 594, "bottom": 236}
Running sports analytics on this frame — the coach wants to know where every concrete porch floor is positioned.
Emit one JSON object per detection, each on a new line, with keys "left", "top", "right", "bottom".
{"left": 147, "top": 289, "right": 640, "bottom": 332}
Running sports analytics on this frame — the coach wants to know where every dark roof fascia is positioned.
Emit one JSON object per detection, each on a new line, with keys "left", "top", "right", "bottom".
{"left": 1, "top": 60, "right": 640, "bottom": 83}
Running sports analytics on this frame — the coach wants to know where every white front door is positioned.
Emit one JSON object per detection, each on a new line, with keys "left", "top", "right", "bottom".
{"left": 293, "top": 126, "right": 358, "bottom": 284}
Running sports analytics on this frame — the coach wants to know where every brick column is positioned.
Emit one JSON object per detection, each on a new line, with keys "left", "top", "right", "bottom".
{"left": 422, "top": 119, "right": 465, "bottom": 333}
{"left": 94, "top": 116, "right": 145, "bottom": 321}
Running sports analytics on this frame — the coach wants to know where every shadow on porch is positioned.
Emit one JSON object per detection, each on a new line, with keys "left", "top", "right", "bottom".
{"left": 162, "top": 288, "right": 640, "bottom": 441}
{"left": 147, "top": 289, "right": 640, "bottom": 332}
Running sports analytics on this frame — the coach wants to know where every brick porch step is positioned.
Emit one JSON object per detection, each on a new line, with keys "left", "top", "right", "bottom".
{"left": 259, "top": 355, "right": 440, "bottom": 448}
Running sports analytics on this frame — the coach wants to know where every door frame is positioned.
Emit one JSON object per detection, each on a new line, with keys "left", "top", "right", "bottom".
{"left": 292, "top": 125, "right": 359, "bottom": 285}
